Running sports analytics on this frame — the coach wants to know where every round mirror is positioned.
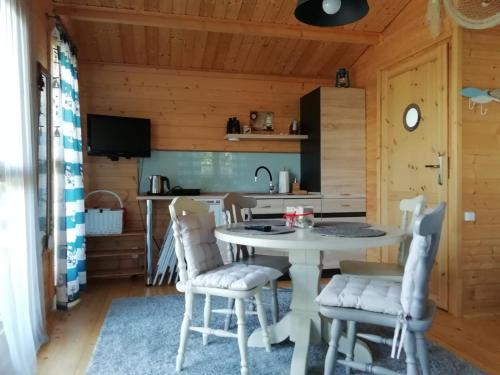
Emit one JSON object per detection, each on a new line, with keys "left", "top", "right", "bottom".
{"left": 403, "top": 104, "right": 421, "bottom": 132}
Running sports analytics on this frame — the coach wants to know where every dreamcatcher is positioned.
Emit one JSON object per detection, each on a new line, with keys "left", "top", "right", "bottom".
{"left": 427, "top": 0, "right": 500, "bottom": 37}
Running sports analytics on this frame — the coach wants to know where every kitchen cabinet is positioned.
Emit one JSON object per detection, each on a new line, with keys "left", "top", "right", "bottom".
{"left": 300, "top": 87, "right": 366, "bottom": 199}
{"left": 252, "top": 196, "right": 366, "bottom": 269}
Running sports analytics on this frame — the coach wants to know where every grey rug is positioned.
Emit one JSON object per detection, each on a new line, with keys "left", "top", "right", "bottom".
{"left": 87, "top": 289, "right": 484, "bottom": 375}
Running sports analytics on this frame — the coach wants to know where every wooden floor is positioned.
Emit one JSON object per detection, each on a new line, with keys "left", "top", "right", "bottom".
{"left": 37, "top": 278, "right": 500, "bottom": 375}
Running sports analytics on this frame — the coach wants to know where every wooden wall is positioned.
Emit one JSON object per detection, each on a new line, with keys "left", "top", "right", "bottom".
{"left": 79, "top": 63, "right": 331, "bottom": 152}
{"left": 348, "top": 0, "right": 463, "bottom": 313}
{"left": 461, "top": 27, "right": 500, "bottom": 315}
{"left": 350, "top": 0, "right": 452, "bottom": 229}
{"left": 80, "top": 64, "right": 331, "bottom": 273}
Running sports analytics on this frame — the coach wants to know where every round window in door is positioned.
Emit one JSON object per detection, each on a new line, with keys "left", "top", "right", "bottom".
{"left": 403, "top": 103, "right": 421, "bottom": 132}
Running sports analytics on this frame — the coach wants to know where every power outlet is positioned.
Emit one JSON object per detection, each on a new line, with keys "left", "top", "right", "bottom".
{"left": 464, "top": 211, "right": 476, "bottom": 222}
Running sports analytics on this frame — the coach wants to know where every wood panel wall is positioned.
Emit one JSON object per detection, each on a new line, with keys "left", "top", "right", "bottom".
{"left": 348, "top": 0, "right": 464, "bottom": 314}
{"left": 79, "top": 63, "right": 331, "bottom": 152}
{"left": 350, "top": 0, "right": 452, "bottom": 229}
{"left": 461, "top": 27, "right": 500, "bottom": 315}
{"left": 80, "top": 64, "right": 331, "bottom": 273}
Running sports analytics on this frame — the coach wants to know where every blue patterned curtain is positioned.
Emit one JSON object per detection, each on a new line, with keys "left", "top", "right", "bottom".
{"left": 50, "top": 26, "right": 86, "bottom": 310}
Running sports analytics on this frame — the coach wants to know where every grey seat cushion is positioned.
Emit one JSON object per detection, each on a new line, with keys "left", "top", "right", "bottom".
{"left": 178, "top": 211, "right": 224, "bottom": 278}
{"left": 189, "top": 263, "right": 282, "bottom": 291}
{"left": 315, "top": 275, "right": 403, "bottom": 316}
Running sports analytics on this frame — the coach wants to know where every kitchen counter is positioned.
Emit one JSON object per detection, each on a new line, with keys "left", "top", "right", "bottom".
{"left": 136, "top": 192, "right": 323, "bottom": 200}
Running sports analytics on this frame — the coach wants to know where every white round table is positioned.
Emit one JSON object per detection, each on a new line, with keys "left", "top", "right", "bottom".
{"left": 215, "top": 223, "right": 404, "bottom": 375}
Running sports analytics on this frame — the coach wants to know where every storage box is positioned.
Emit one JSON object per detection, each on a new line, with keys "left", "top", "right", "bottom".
{"left": 85, "top": 190, "right": 124, "bottom": 235}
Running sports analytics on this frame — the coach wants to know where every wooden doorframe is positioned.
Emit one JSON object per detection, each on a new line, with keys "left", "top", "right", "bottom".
{"left": 376, "top": 41, "right": 460, "bottom": 312}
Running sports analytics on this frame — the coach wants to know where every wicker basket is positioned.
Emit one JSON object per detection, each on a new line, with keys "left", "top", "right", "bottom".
{"left": 85, "top": 190, "right": 124, "bottom": 235}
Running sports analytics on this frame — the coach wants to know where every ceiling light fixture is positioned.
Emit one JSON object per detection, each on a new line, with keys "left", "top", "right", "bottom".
{"left": 322, "top": 0, "right": 341, "bottom": 15}
{"left": 295, "top": 0, "right": 369, "bottom": 27}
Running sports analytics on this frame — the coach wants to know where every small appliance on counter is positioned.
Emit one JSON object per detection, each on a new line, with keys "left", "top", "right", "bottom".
{"left": 278, "top": 169, "right": 290, "bottom": 194}
{"left": 148, "top": 175, "right": 170, "bottom": 195}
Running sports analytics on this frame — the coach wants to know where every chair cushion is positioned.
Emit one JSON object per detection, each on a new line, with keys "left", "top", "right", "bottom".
{"left": 178, "top": 212, "right": 224, "bottom": 279}
{"left": 189, "top": 263, "right": 282, "bottom": 291}
{"left": 315, "top": 275, "right": 403, "bottom": 316}
{"left": 401, "top": 234, "right": 428, "bottom": 315}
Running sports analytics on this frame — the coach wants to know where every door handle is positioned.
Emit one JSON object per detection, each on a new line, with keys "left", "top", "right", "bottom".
{"left": 425, "top": 154, "right": 443, "bottom": 185}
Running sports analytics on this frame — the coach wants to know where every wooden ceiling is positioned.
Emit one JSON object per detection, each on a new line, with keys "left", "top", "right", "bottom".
{"left": 54, "top": 0, "right": 412, "bottom": 78}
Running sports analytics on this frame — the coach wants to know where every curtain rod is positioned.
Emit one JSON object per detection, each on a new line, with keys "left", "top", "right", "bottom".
{"left": 45, "top": 13, "right": 78, "bottom": 55}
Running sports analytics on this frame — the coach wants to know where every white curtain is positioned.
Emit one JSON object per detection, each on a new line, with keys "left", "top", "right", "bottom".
{"left": 0, "top": 0, "right": 47, "bottom": 374}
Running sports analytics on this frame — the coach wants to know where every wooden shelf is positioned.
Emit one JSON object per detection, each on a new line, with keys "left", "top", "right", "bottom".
{"left": 224, "top": 133, "right": 308, "bottom": 141}
{"left": 86, "top": 230, "right": 145, "bottom": 238}
{"left": 86, "top": 248, "right": 144, "bottom": 259}
{"left": 88, "top": 268, "right": 144, "bottom": 279}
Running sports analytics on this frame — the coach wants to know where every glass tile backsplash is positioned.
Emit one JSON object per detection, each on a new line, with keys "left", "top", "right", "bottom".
{"left": 139, "top": 151, "right": 300, "bottom": 194}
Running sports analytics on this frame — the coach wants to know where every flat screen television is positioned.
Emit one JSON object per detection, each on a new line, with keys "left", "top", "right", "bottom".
{"left": 87, "top": 114, "right": 151, "bottom": 159}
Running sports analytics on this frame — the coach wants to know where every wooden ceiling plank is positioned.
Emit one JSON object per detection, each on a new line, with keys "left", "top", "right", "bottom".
{"left": 190, "top": 31, "right": 209, "bottom": 69}
{"left": 145, "top": 26, "right": 159, "bottom": 65}
{"left": 231, "top": 35, "right": 256, "bottom": 72}
{"left": 237, "top": 0, "right": 256, "bottom": 22}
{"left": 157, "top": 28, "right": 171, "bottom": 66}
{"left": 242, "top": 36, "right": 268, "bottom": 73}
{"left": 118, "top": 24, "right": 137, "bottom": 64}
{"left": 249, "top": 0, "right": 267, "bottom": 22}
{"left": 53, "top": 3, "right": 381, "bottom": 45}
{"left": 320, "top": 43, "right": 351, "bottom": 74}
{"left": 143, "top": 0, "right": 159, "bottom": 12}
{"left": 169, "top": 28, "right": 184, "bottom": 67}
{"left": 201, "top": 31, "right": 220, "bottom": 69}
{"left": 253, "top": 37, "right": 280, "bottom": 74}
{"left": 212, "top": 0, "right": 229, "bottom": 19}
{"left": 262, "top": 0, "right": 284, "bottom": 23}
{"left": 223, "top": 33, "right": 244, "bottom": 71}
{"left": 289, "top": 41, "right": 322, "bottom": 76}
{"left": 298, "top": 41, "right": 334, "bottom": 77}
{"left": 270, "top": 38, "right": 300, "bottom": 75}
{"left": 181, "top": 29, "right": 197, "bottom": 68}
{"left": 224, "top": 0, "right": 243, "bottom": 20}
{"left": 158, "top": 0, "right": 173, "bottom": 13}
{"left": 213, "top": 33, "right": 233, "bottom": 70}
{"left": 92, "top": 23, "right": 113, "bottom": 62}
{"left": 172, "top": 0, "right": 187, "bottom": 15}
{"left": 99, "top": 0, "right": 117, "bottom": 8}
{"left": 199, "top": 0, "right": 216, "bottom": 17}
{"left": 281, "top": 40, "right": 311, "bottom": 75}
{"left": 261, "top": 38, "right": 286, "bottom": 74}
{"left": 105, "top": 23, "right": 124, "bottom": 63}
{"left": 333, "top": 44, "right": 369, "bottom": 71}
{"left": 186, "top": 0, "right": 201, "bottom": 16}
{"left": 132, "top": 25, "right": 147, "bottom": 65}
{"left": 274, "top": 0, "right": 296, "bottom": 24}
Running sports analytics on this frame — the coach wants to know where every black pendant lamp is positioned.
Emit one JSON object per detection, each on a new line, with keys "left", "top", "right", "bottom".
{"left": 295, "top": 0, "right": 369, "bottom": 27}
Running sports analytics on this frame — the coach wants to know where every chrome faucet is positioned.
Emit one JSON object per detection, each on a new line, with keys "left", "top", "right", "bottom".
{"left": 254, "top": 166, "right": 275, "bottom": 194}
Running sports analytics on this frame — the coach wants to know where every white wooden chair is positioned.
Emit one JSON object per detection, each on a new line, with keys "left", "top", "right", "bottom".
{"left": 340, "top": 195, "right": 426, "bottom": 281}
{"left": 169, "top": 197, "right": 282, "bottom": 375}
{"left": 316, "top": 202, "right": 446, "bottom": 375}
{"left": 220, "top": 192, "right": 290, "bottom": 329}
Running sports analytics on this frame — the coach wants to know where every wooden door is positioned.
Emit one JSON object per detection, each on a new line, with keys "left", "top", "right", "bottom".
{"left": 380, "top": 44, "right": 449, "bottom": 309}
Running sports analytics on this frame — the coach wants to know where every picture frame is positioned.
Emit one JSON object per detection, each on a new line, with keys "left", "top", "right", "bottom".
{"left": 249, "top": 111, "right": 274, "bottom": 131}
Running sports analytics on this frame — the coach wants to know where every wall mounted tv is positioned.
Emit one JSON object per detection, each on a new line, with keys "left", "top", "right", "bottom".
{"left": 87, "top": 114, "right": 151, "bottom": 160}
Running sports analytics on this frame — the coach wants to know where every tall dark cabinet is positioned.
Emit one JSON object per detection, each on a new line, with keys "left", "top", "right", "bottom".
{"left": 300, "top": 87, "right": 366, "bottom": 200}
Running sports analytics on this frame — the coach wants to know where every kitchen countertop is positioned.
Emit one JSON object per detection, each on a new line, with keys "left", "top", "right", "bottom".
{"left": 136, "top": 192, "right": 323, "bottom": 200}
